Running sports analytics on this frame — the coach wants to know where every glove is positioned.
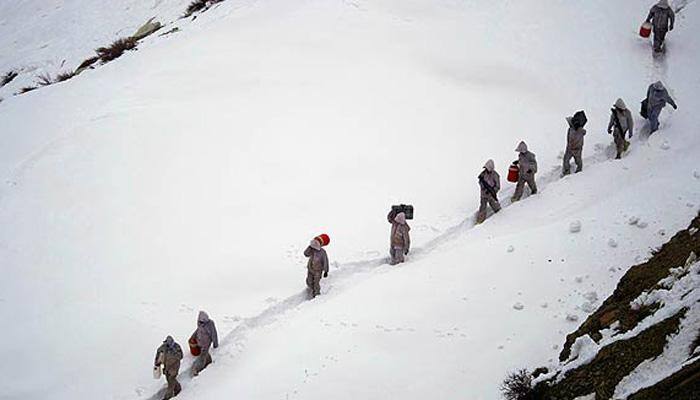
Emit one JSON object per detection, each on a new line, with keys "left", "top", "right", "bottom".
{"left": 672, "top": 104, "right": 678, "bottom": 110}
{"left": 513, "top": 160, "right": 519, "bottom": 165}
{"left": 607, "top": 128, "right": 612, "bottom": 134}
{"left": 527, "top": 169, "right": 533, "bottom": 174}
{"left": 404, "top": 249, "right": 409, "bottom": 255}
{"left": 323, "top": 271, "right": 328, "bottom": 278}
{"left": 629, "top": 132, "right": 633, "bottom": 138}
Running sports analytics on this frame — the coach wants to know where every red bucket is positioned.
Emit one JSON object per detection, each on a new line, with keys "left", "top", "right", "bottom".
{"left": 507, "top": 164, "right": 519, "bottom": 183}
{"left": 639, "top": 22, "right": 652, "bottom": 38}
{"left": 189, "top": 337, "right": 201, "bottom": 356}
{"left": 315, "top": 234, "right": 330, "bottom": 247}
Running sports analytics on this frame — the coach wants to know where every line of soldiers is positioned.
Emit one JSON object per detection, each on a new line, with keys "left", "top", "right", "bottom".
{"left": 150, "top": 3, "right": 682, "bottom": 398}
{"left": 476, "top": 78, "right": 677, "bottom": 225}
{"left": 153, "top": 311, "right": 219, "bottom": 399}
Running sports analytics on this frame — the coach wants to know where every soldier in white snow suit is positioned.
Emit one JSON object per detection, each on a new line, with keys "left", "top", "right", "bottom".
{"left": 563, "top": 115, "right": 586, "bottom": 175}
{"left": 646, "top": 0, "right": 675, "bottom": 53}
{"left": 476, "top": 159, "right": 501, "bottom": 224}
{"left": 387, "top": 210, "right": 411, "bottom": 265}
{"left": 511, "top": 141, "right": 538, "bottom": 202}
{"left": 607, "top": 98, "right": 634, "bottom": 159}
{"left": 154, "top": 336, "right": 183, "bottom": 399}
{"left": 190, "top": 311, "right": 218, "bottom": 376}
{"left": 304, "top": 238, "right": 329, "bottom": 298}
{"left": 645, "top": 81, "right": 677, "bottom": 134}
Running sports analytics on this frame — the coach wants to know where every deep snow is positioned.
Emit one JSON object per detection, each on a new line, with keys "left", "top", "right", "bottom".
{"left": 0, "top": 1, "right": 699, "bottom": 399}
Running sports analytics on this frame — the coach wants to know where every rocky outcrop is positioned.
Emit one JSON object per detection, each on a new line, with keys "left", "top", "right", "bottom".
{"left": 527, "top": 212, "right": 700, "bottom": 400}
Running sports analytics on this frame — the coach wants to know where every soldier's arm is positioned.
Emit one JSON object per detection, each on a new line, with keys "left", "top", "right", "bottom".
{"left": 322, "top": 251, "right": 330, "bottom": 274}
{"left": 155, "top": 345, "right": 164, "bottom": 366}
{"left": 404, "top": 227, "right": 411, "bottom": 252}
{"left": 666, "top": 93, "right": 677, "bottom": 108}
{"left": 669, "top": 9, "right": 675, "bottom": 30}
{"left": 607, "top": 113, "right": 615, "bottom": 132}
{"left": 494, "top": 173, "right": 501, "bottom": 193}
{"left": 175, "top": 344, "right": 184, "bottom": 360}
{"left": 646, "top": 7, "right": 654, "bottom": 23}
{"left": 627, "top": 112, "right": 634, "bottom": 135}
{"left": 303, "top": 246, "right": 312, "bottom": 257}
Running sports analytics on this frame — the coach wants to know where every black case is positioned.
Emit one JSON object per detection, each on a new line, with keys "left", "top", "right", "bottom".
{"left": 391, "top": 204, "right": 414, "bottom": 220}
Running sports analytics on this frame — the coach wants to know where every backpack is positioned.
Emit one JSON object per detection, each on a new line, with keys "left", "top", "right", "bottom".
{"left": 571, "top": 110, "right": 588, "bottom": 129}
{"left": 640, "top": 99, "right": 649, "bottom": 119}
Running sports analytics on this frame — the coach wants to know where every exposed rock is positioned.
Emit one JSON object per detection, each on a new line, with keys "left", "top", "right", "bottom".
{"left": 132, "top": 18, "right": 162, "bottom": 40}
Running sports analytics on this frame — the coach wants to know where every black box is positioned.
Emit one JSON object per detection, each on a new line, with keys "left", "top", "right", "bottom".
{"left": 391, "top": 204, "right": 414, "bottom": 220}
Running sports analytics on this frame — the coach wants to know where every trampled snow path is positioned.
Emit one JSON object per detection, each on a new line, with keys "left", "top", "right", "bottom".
{"left": 143, "top": 141, "right": 627, "bottom": 400}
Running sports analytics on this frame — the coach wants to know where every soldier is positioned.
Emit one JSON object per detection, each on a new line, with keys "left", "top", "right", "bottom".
{"left": 511, "top": 141, "right": 538, "bottom": 202}
{"left": 563, "top": 112, "right": 587, "bottom": 175}
{"left": 304, "top": 238, "right": 329, "bottom": 298}
{"left": 190, "top": 311, "right": 218, "bottom": 376}
{"left": 645, "top": 81, "right": 677, "bottom": 134}
{"left": 645, "top": 0, "right": 675, "bottom": 53}
{"left": 154, "top": 336, "right": 183, "bottom": 399}
{"left": 607, "top": 98, "right": 634, "bottom": 159}
{"left": 476, "top": 159, "right": 501, "bottom": 224}
{"left": 387, "top": 210, "right": 411, "bottom": 265}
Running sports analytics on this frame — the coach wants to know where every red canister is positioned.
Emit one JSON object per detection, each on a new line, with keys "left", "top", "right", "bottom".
{"left": 189, "top": 337, "right": 201, "bottom": 356}
{"left": 639, "top": 22, "right": 652, "bottom": 38}
{"left": 315, "top": 234, "right": 330, "bottom": 247}
{"left": 507, "top": 164, "right": 519, "bottom": 183}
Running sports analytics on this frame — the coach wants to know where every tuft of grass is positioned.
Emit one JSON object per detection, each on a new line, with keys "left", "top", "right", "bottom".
{"left": 17, "top": 86, "right": 37, "bottom": 94}
{"left": 1, "top": 70, "right": 19, "bottom": 87}
{"left": 184, "top": 0, "right": 224, "bottom": 17}
{"left": 76, "top": 56, "right": 99, "bottom": 71}
{"left": 185, "top": 0, "right": 209, "bottom": 16}
{"left": 500, "top": 369, "right": 534, "bottom": 400}
{"left": 95, "top": 37, "right": 138, "bottom": 63}
{"left": 36, "top": 73, "right": 54, "bottom": 86}
{"left": 55, "top": 71, "right": 75, "bottom": 82}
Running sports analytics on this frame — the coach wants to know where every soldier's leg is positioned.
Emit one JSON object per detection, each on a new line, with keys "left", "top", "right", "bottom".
{"left": 393, "top": 247, "right": 405, "bottom": 264}
{"left": 648, "top": 106, "right": 661, "bottom": 133}
{"left": 512, "top": 178, "right": 525, "bottom": 201}
{"left": 476, "top": 197, "right": 488, "bottom": 224}
{"left": 306, "top": 271, "right": 314, "bottom": 290}
{"left": 614, "top": 132, "right": 624, "bottom": 159}
{"left": 562, "top": 149, "right": 573, "bottom": 175}
{"left": 527, "top": 175, "right": 538, "bottom": 194}
{"left": 488, "top": 196, "right": 502, "bottom": 213}
{"left": 574, "top": 149, "right": 583, "bottom": 173}
{"left": 164, "top": 373, "right": 177, "bottom": 399}
{"left": 313, "top": 272, "right": 322, "bottom": 296}
{"left": 173, "top": 374, "right": 181, "bottom": 397}
{"left": 193, "top": 348, "right": 212, "bottom": 376}
{"left": 653, "top": 29, "right": 666, "bottom": 52}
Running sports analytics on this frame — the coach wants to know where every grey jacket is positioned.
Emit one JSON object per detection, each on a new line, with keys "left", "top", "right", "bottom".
{"left": 155, "top": 336, "right": 183, "bottom": 375}
{"left": 190, "top": 311, "right": 219, "bottom": 351}
{"left": 647, "top": 83, "right": 677, "bottom": 110}
{"left": 304, "top": 246, "right": 329, "bottom": 274}
{"left": 390, "top": 220, "right": 411, "bottom": 250}
{"left": 646, "top": 3, "right": 675, "bottom": 32}
{"left": 478, "top": 169, "right": 500, "bottom": 198}
{"left": 518, "top": 151, "right": 537, "bottom": 177}
{"left": 565, "top": 117, "right": 586, "bottom": 151}
{"left": 608, "top": 108, "right": 634, "bottom": 136}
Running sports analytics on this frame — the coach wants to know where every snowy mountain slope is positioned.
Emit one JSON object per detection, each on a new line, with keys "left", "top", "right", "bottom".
{"left": 0, "top": 0, "right": 698, "bottom": 399}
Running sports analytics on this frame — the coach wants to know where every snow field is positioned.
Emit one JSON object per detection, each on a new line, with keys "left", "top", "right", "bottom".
{"left": 0, "top": 0, "right": 699, "bottom": 399}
